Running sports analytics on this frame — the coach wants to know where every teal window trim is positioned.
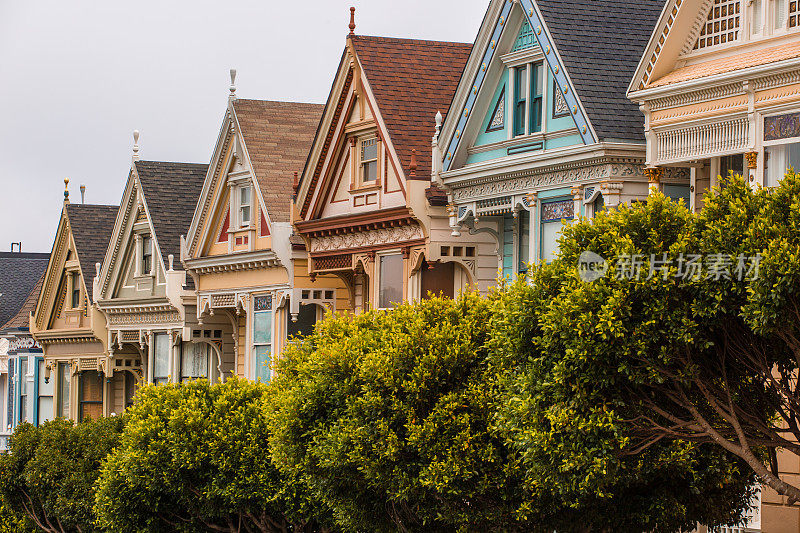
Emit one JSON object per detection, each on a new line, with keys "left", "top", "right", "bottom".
{"left": 32, "top": 356, "right": 40, "bottom": 426}
{"left": 530, "top": 62, "right": 544, "bottom": 134}
{"left": 513, "top": 67, "right": 527, "bottom": 137}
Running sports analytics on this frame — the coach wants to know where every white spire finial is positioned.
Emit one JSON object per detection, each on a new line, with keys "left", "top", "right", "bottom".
{"left": 229, "top": 69, "right": 237, "bottom": 98}
{"left": 435, "top": 110, "right": 443, "bottom": 137}
{"left": 132, "top": 130, "right": 140, "bottom": 161}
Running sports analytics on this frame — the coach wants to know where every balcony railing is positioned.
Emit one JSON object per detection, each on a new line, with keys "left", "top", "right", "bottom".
{"left": 655, "top": 117, "right": 750, "bottom": 165}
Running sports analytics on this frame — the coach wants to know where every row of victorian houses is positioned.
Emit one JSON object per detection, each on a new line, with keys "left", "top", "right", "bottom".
{"left": 2, "top": 0, "right": 800, "bottom": 529}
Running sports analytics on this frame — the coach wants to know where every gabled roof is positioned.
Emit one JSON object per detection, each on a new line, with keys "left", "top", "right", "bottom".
{"left": 350, "top": 35, "right": 472, "bottom": 179}
{"left": 1, "top": 272, "right": 44, "bottom": 331}
{"left": 65, "top": 204, "right": 119, "bottom": 283}
{"left": 232, "top": 99, "right": 323, "bottom": 223}
{"left": 135, "top": 160, "right": 208, "bottom": 264}
{"left": 0, "top": 252, "right": 49, "bottom": 327}
{"left": 537, "top": 0, "right": 663, "bottom": 141}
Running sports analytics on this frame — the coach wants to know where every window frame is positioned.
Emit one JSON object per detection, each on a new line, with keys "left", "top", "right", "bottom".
{"left": 252, "top": 295, "right": 273, "bottom": 382}
{"left": 377, "top": 252, "right": 405, "bottom": 310}
{"left": 359, "top": 136, "right": 380, "bottom": 186}
{"left": 539, "top": 197, "right": 575, "bottom": 262}
{"left": 56, "top": 362, "right": 70, "bottom": 418}
{"left": 36, "top": 359, "right": 53, "bottom": 426}
{"left": 152, "top": 332, "right": 171, "bottom": 385}
{"left": 141, "top": 235, "right": 152, "bottom": 276}
{"left": 78, "top": 370, "right": 103, "bottom": 423}
{"left": 181, "top": 343, "right": 212, "bottom": 383}
{"left": 512, "top": 62, "right": 545, "bottom": 137}
{"left": 238, "top": 184, "right": 252, "bottom": 229}
{"left": 70, "top": 272, "right": 81, "bottom": 309}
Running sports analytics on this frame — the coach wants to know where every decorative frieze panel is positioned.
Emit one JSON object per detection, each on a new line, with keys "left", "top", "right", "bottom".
{"left": 107, "top": 310, "right": 181, "bottom": 326}
{"left": 313, "top": 254, "right": 353, "bottom": 271}
{"left": 450, "top": 162, "right": 647, "bottom": 202}
{"left": 309, "top": 224, "right": 424, "bottom": 253}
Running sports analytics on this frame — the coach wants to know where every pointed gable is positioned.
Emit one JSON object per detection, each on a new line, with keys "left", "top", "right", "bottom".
{"left": 349, "top": 36, "right": 472, "bottom": 179}
{"left": 135, "top": 161, "right": 208, "bottom": 264}
{"left": 1, "top": 273, "right": 44, "bottom": 331}
{"left": 65, "top": 204, "right": 119, "bottom": 284}
{"left": 232, "top": 100, "right": 323, "bottom": 223}
{"left": 536, "top": 0, "right": 663, "bottom": 142}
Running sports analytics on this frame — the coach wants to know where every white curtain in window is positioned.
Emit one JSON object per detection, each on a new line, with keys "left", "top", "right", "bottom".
{"left": 765, "top": 142, "right": 800, "bottom": 186}
{"left": 541, "top": 221, "right": 563, "bottom": 263}
{"left": 153, "top": 333, "right": 170, "bottom": 384}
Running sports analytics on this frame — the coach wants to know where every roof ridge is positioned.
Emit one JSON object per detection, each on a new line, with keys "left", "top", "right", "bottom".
{"left": 351, "top": 34, "right": 472, "bottom": 47}
{"left": 235, "top": 98, "right": 325, "bottom": 107}
{"left": 136, "top": 160, "right": 207, "bottom": 166}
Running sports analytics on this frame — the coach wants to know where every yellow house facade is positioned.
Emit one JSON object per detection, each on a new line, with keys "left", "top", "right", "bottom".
{"left": 182, "top": 78, "right": 349, "bottom": 381}
{"left": 30, "top": 183, "right": 118, "bottom": 422}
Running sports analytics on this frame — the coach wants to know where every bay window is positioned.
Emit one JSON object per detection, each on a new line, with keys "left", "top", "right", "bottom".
{"left": 513, "top": 62, "right": 544, "bottom": 137}
{"left": 378, "top": 254, "right": 404, "bottom": 309}
{"left": 253, "top": 296, "right": 272, "bottom": 382}
{"left": 153, "top": 333, "right": 170, "bottom": 384}
{"left": 518, "top": 210, "right": 530, "bottom": 274}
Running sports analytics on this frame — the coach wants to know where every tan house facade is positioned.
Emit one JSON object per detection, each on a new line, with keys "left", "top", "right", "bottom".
{"left": 94, "top": 156, "right": 229, "bottom": 397}
{"left": 629, "top": 0, "right": 800, "bottom": 530}
{"left": 182, "top": 84, "right": 348, "bottom": 382}
{"left": 629, "top": 0, "right": 800, "bottom": 210}
{"left": 30, "top": 185, "right": 118, "bottom": 422}
{"left": 293, "top": 30, "right": 499, "bottom": 312}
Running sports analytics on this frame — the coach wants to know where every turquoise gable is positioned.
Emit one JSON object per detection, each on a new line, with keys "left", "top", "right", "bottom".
{"left": 512, "top": 19, "right": 536, "bottom": 51}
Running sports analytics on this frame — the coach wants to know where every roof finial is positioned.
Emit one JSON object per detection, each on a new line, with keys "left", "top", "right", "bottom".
{"left": 64, "top": 177, "right": 70, "bottom": 203}
{"left": 435, "top": 110, "right": 443, "bottom": 138}
{"left": 229, "top": 68, "right": 237, "bottom": 99}
{"left": 409, "top": 149, "right": 418, "bottom": 178}
{"left": 80, "top": 184, "right": 86, "bottom": 204}
{"left": 292, "top": 171, "right": 299, "bottom": 199}
{"left": 349, "top": 7, "right": 356, "bottom": 35}
{"left": 132, "top": 130, "right": 140, "bottom": 162}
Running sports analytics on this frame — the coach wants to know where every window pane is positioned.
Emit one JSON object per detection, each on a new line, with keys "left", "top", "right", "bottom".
{"left": 240, "top": 186, "right": 250, "bottom": 204}
{"left": 379, "top": 254, "right": 404, "bottom": 308}
{"left": 789, "top": 142, "right": 800, "bottom": 170}
{"left": 79, "top": 370, "right": 103, "bottom": 422}
{"left": 363, "top": 160, "right": 377, "bottom": 181}
{"left": 541, "top": 221, "right": 562, "bottom": 262}
{"left": 254, "top": 345, "right": 271, "bottom": 382}
{"left": 38, "top": 397, "right": 53, "bottom": 426}
{"left": 153, "top": 333, "right": 170, "bottom": 381}
{"left": 362, "top": 140, "right": 377, "bottom": 161}
{"left": 19, "top": 358, "right": 28, "bottom": 397}
{"left": 182, "top": 344, "right": 209, "bottom": 381}
{"left": 518, "top": 210, "right": 530, "bottom": 273}
{"left": 254, "top": 311, "right": 272, "bottom": 345}
{"left": 514, "top": 67, "right": 528, "bottom": 136}
{"left": 125, "top": 372, "right": 136, "bottom": 408}
{"left": 57, "top": 363, "right": 70, "bottom": 418}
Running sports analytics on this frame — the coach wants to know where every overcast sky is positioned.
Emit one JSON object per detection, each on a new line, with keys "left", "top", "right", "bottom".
{"left": 0, "top": 0, "right": 487, "bottom": 253}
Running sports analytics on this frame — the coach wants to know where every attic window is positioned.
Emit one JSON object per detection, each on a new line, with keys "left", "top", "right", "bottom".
{"left": 360, "top": 138, "right": 378, "bottom": 182}
{"left": 141, "top": 235, "right": 152, "bottom": 275}
{"left": 694, "top": 0, "right": 740, "bottom": 50}
{"left": 238, "top": 186, "right": 252, "bottom": 228}
{"left": 512, "top": 19, "right": 536, "bottom": 51}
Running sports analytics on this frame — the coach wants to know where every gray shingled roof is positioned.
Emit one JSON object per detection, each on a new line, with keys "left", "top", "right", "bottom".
{"left": 135, "top": 160, "right": 208, "bottom": 273}
{"left": 0, "top": 252, "right": 49, "bottom": 328}
{"left": 536, "top": 0, "right": 663, "bottom": 142}
{"left": 66, "top": 204, "right": 120, "bottom": 284}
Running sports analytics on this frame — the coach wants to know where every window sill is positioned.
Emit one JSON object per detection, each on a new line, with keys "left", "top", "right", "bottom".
{"left": 350, "top": 182, "right": 381, "bottom": 193}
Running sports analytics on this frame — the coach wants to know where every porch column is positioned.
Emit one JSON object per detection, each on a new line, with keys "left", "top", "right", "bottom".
{"left": 645, "top": 167, "right": 663, "bottom": 195}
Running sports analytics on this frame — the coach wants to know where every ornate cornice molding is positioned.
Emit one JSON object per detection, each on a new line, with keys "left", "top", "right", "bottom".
{"left": 309, "top": 224, "right": 425, "bottom": 254}
{"left": 184, "top": 249, "right": 282, "bottom": 275}
{"left": 449, "top": 159, "right": 666, "bottom": 203}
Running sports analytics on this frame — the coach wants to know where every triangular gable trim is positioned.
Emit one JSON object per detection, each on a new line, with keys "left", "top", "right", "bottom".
{"left": 186, "top": 102, "right": 275, "bottom": 259}
{"left": 34, "top": 208, "right": 71, "bottom": 331}
{"left": 97, "top": 166, "right": 159, "bottom": 298}
{"left": 442, "top": 0, "right": 596, "bottom": 173}
{"left": 628, "top": 0, "right": 695, "bottom": 93}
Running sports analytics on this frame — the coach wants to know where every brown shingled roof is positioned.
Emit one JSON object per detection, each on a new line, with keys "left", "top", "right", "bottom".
{"left": 233, "top": 100, "right": 324, "bottom": 223}
{"left": 1, "top": 272, "right": 44, "bottom": 330}
{"left": 66, "top": 204, "right": 119, "bottom": 284}
{"left": 350, "top": 35, "right": 472, "bottom": 180}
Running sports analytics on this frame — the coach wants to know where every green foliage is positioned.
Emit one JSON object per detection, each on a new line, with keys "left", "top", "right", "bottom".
{"left": 94, "top": 378, "right": 332, "bottom": 533}
{"left": 269, "top": 294, "right": 526, "bottom": 532}
{"left": 0, "top": 416, "right": 125, "bottom": 533}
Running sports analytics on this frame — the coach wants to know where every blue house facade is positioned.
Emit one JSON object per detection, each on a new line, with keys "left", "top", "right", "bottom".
{"left": 436, "top": 0, "right": 690, "bottom": 279}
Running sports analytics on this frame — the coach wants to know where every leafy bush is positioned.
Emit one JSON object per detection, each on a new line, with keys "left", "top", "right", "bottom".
{"left": 94, "top": 378, "right": 333, "bottom": 533}
{"left": 0, "top": 416, "right": 124, "bottom": 533}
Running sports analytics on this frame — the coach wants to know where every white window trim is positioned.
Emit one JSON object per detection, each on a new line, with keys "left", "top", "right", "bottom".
{"left": 375, "top": 251, "right": 404, "bottom": 310}
{"left": 249, "top": 293, "right": 276, "bottom": 382}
